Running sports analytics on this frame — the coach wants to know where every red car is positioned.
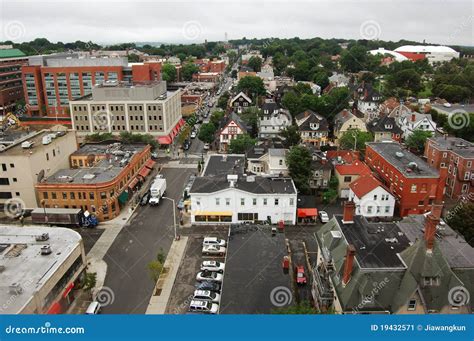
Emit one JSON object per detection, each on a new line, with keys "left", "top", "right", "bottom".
{"left": 296, "top": 265, "right": 307, "bottom": 285}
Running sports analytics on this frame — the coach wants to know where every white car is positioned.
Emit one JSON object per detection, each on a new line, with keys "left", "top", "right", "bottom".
{"left": 85, "top": 301, "right": 101, "bottom": 315}
{"left": 202, "top": 245, "right": 226, "bottom": 256}
{"left": 196, "top": 270, "right": 223, "bottom": 282}
{"left": 189, "top": 300, "right": 219, "bottom": 314}
{"left": 201, "top": 260, "right": 225, "bottom": 273}
{"left": 193, "top": 289, "right": 221, "bottom": 303}
{"left": 203, "top": 143, "right": 210, "bottom": 150}
{"left": 203, "top": 237, "right": 226, "bottom": 247}
{"left": 319, "top": 211, "right": 329, "bottom": 223}
{"left": 190, "top": 131, "right": 197, "bottom": 139}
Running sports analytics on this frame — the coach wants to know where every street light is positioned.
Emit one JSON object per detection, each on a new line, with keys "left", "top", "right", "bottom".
{"left": 162, "top": 197, "right": 178, "bottom": 240}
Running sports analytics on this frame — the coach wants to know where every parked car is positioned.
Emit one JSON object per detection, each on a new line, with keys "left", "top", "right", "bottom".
{"left": 201, "top": 260, "right": 225, "bottom": 273}
{"left": 319, "top": 211, "right": 329, "bottom": 223}
{"left": 151, "top": 152, "right": 158, "bottom": 160}
{"left": 296, "top": 265, "right": 307, "bottom": 285}
{"left": 177, "top": 199, "right": 185, "bottom": 210}
{"left": 189, "top": 300, "right": 218, "bottom": 314}
{"left": 203, "top": 237, "right": 226, "bottom": 247}
{"left": 203, "top": 143, "right": 210, "bottom": 150}
{"left": 193, "top": 290, "right": 221, "bottom": 303}
{"left": 183, "top": 140, "right": 191, "bottom": 150}
{"left": 202, "top": 245, "right": 226, "bottom": 256}
{"left": 85, "top": 301, "right": 101, "bottom": 315}
{"left": 140, "top": 191, "right": 151, "bottom": 206}
{"left": 196, "top": 281, "right": 221, "bottom": 292}
{"left": 196, "top": 270, "right": 223, "bottom": 283}
{"left": 190, "top": 131, "right": 197, "bottom": 139}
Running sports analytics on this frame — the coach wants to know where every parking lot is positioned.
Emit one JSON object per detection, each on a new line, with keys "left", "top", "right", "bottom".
{"left": 165, "top": 226, "right": 229, "bottom": 314}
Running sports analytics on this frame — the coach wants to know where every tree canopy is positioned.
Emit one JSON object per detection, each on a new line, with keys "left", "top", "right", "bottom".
{"left": 338, "top": 129, "right": 373, "bottom": 153}
{"left": 162, "top": 63, "right": 177, "bottom": 82}
{"left": 237, "top": 76, "right": 266, "bottom": 97}
{"left": 405, "top": 129, "right": 432, "bottom": 154}
{"left": 286, "top": 145, "right": 312, "bottom": 194}
{"left": 228, "top": 134, "right": 256, "bottom": 153}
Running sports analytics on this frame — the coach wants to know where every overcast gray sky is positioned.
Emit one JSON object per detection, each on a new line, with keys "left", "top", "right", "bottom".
{"left": 1, "top": 0, "right": 473, "bottom": 46}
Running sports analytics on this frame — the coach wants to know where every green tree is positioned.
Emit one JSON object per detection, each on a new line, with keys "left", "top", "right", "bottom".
{"left": 338, "top": 129, "right": 373, "bottom": 153}
{"left": 286, "top": 145, "right": 312, "bottom": 194}
{"left": 210, "top": 110, "right": 225, "bottom": 127}
{"left": 340, "top": 45, "right": 369, "bottom": 73}
{"left": 247, "top": 56, "right": 263, "bottom": 72}
{"left": 162, "top": 63, "right": 177, "bottom": 82}
{"left": 228, "top": 134, "right": 256, "bottom": 153}
{"left": 127, "top": 53, "right": 140, "bottom": 62}
{"left": 280, "top": 125, "right": 301, "bottom": 148}
{"left": 240, "top": 108, "right": 260, "bottom": 138}
{"left": 445, "top": 202, "right": 474, "bottom": 247}
{"left": 405, "top": 129, "right": 432, "bottom": 154}
{"left": 281, "top": 91, "right": 303, "bottom": 117}
{"left": 181, "top": 63, "right": 200, "bottom": 81}
{"left": 217, "top": 92, "right": 230, "bottom": 110}
{"left": 198, "top": 123, "right": 217, "bottom": 143}
{"left": 82, "top": 272, "right": 97, "bottom": 290}
{"left": 237, "top": 76, "right": 265, "bottom": 97}
{"left": 231, "top": 69, "right": 238, "bottom": 78}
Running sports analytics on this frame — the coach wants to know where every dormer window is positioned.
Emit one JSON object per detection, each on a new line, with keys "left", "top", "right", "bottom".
{"left": 423, "top": 277, "right": 440, "bottom": 287}
{"left": 264, "top": 110, "right": 268, "bottom": 114}
{"left": 385, "top": 124, "right": 393, "bottom": 129}
{"left": 310, "top": 123, "right": 319, "bottom": 130}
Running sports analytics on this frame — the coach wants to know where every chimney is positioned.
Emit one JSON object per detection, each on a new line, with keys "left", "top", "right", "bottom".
{"left": 430, "top": 202, "right": 444, "bottom": 220}
{"left": 342, "top": 109, "right": 348, "bottom": 118}
{"left": 411, "top": 113, "right": 416, "bottom": 122}
{"left": 424, "top": 213, "right": 440, "bottom": 251}
{"left": 342, "top": 201, "right": 355, "bottom": 224}
{"left": 342, "top": 244, "right": 356, "bottom": 286}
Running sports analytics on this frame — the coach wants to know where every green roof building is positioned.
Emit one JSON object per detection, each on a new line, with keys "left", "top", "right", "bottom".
{"left": 0, "top": 47, "right": 28, "bottom": 113}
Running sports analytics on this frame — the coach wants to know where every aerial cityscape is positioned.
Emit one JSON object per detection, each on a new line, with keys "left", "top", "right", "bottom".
{"left": 0, "top": 0, "right": 472, "bottom": 339}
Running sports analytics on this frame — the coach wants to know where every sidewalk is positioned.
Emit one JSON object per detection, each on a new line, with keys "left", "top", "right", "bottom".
{"left": 146, "top": 236, "right": 189, "bottom": 314}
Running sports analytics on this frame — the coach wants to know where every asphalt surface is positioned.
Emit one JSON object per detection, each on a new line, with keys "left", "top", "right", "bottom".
{"left": 101, "top": 167, "right": 195, "bottom": 314}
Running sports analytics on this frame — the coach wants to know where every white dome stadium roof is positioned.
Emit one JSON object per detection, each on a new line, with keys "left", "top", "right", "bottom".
{"left": 369, "top": 48, "right": 409, "bottom": 62}
{"left": 394, "top": 45, "right": 458, "bottom": 54}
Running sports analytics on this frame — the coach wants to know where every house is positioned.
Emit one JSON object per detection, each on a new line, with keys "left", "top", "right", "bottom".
{"left": 217, "top": 112, "right": 248, "bottom": 152}
{"left": 258, "top": 100, "right": 292, "bottom": 138}
{"left": 354, "top": 83, "right": 382, "bottom": 121}
{"left": 312, "top": 202, "right": 474, "bottom": 314}
{"left": 334, "top": 160, "right": 371, "bottom": 198}
{"left": 398, "top": 111, "right": 437, "bottom": 138}
{"left": 333, "top": 109, "right": 368, "bottom": 142}
{"left": 295, "top": 110, "right": 329, "bottom": 148}
{"left": 365, "top": 142, "right": 446, "bottom": 216}
{"left": 367, "top": 115, "right": 403, "bottom": 142}
{"left": 190, "top": 156, "right": 297, "bottom": 224}
{"left": 424, "top": 136, "right": 474, "bottom": 200}
{"left": 348, "top": 174, "right": 396, "bottom": 218}
{"left": 230, "top": 91, "right": 252, "bottom": 113}
{"left": 246, "top": 144, "right": 289, "bottom": 176}
{"left": 328, "top": 73, "right": 350, "bottom": 88}
{"left": 379, "top": 97, "right": 400, "bottom": 115}
{"left": 310, "top": 154, "right": 332, "bottom": 191}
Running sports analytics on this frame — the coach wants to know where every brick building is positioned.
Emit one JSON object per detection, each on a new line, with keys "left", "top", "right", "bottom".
{"left": 22, "top": 53, "right": 161, "bottom": 117}
{"left": 35, "top": 142, "right": 154, "bottom": 221}
{"left": 0, "top": 47, "right": 28, "bottom": 114}
{"left": 365, "top": 142, "right": 446, "bottom": 216}
{"left": 424, "top": 136, "right": 474, "bottom": 200}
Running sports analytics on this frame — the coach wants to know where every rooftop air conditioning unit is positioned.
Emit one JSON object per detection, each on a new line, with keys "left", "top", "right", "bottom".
{"left": 21, "top": 141, "right": 33, "bottom": 149}
{"left": 9, "top": 283, "right": 23, "bottom": 295}
{"left": 35, "top": 233, "right": 49, "bottom": 242}
{"left": 41, "top": 245, "right": 52, "bottom": 255}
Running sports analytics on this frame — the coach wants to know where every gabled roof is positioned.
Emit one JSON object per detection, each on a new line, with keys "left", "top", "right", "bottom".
{"left": 230, "top": 91, "right": 252, "bottom": 106}
{"left": 295, "top": 110, "right": 328, "bottom": 132}
{"left": 261, "top": 100, "right": 279, "bottom": 114}
{"left": 335, "top": 161, "right": 371, "bottom": 176}
{"left": 367, "top": 115, "right": 403, "bottom": 134}
{"left": 349, "top": 174, "right": 387, "bottom": 198}
{"left": 220, "top": 112, "right": 248, "bottom": 133}
{"left": 326, "top": 150, "right": 360, "bottom": 164}
{"left": 355, "top": 83, "right": 381, "bottom": 102}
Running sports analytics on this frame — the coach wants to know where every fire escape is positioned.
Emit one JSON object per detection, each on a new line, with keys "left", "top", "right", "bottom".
{"left": 312, "top": 247, "right": 335, "bottom": 312}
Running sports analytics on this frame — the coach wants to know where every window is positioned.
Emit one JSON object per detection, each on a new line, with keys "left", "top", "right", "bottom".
{"left": 89, "top": 192, "right": 95, "bottom": 200}
{"left": 0, "top": 178, "right": 10, "bottom": 185}
{"left": 290, "top": 198, "right": 294, "bottom": 206}
{"left": 467, "top": 161, "right": 472, "bottom": 168}
{"left": 407, "top": 299, "right": 417, "bottom": 311}
{"left": 279, "top": 159, "right": 283, "bottom": 166}
{"left": 373, "top": 194, "right": 377, "bottom": 200}
{"left": 225, "top": 198, "right": 230, "bottom": 206}
{"left": 418, "top": 200, "right": 424, "bottom": 206}
{"left": 43, "top": 192, "right": 49, "bottom": 199}
{"left": 70, "top": 192, "right": 75, "bottom": 199}
{"left": 263, "top": 198, "right": 267, "bottom": 206}
{"left": 252, "top": 198, "right": 257, "bottom": 206}
{"left": 215, "top": 198, "right": 220, "bottom": 206}
{"left": 344, "top": 176, "right": 352, "bottom": 183}
{"left": 0, "top": 192, "right": 12, "bottom": 199}
{"left": 274, "top": 198, "right": 279, "bottom": 206}
{"left": 9, "top": 163, "right": 14, "bottom": 168}
{"left": 46, "top": 153, "right": 49, "bottom": 161}
{"left": 385, "top": 206, "right": 390, "bottom": 213}
{"left": 367, "top": 206, "right": 373, "bottom": 214}
{"left": 423, "top": 277, "right": 440, "bottom": 287}
{"left": 100, "top": 192, "right": 107, "bottom": 199}
{"left": 62, "top": 192, "right": 67, "bottom": 200}
{"left": 1, "top": 164, "right": 6, "bottom": 171}
{"left": 240, "top": 198, "right": 245, "bottom": 206}
{"left": 410, "top": 184, "right": 417, "bottom": 193}
{"left": 52, "top": 192, "right": 57, "bottom": 199}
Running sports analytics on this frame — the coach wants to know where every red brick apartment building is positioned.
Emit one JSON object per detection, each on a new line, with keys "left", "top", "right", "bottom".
{"left": 424, "top": 136, "right": 474, "bottom": 200}
{"left": 22, "top": 53, "right": 161, "bottom": 117}
{"left": 365, "top": 142, "right": 446, "bottom": 216}
{"left": 0, "top": 47, "right": 28, "bottom": 114}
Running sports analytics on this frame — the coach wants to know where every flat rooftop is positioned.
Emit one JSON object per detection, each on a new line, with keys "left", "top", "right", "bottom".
{"left": 0, "top": 128, "right": 72, "bottom": 157}
{"left": 335, "top": 215, "right": 411, "bottom": 269}
{"left": 367, "top": 142, "right": 439, "bottom": 178}
{"left": 0, "top": 226, "right": 83, "bottom": 314}
{"left": 428, "top": 136, "right": 474, "bottom": 159}
{"left": 397, "top": 215, "right": 474, "bottom": 269}
{"left": 43, "top": 143, "right": 147, "bottom": 185}
{"left": 202, "top": 154, "right": 245, "bottom": 176}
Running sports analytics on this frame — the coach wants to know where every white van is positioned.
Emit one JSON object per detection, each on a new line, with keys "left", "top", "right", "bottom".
{"left": 189, "top": 299, "right": 219, "bottom": 314}
{"left": 85, "top": 301, "right": 101, "bottom": 314}
{"left": 193, "top": 290, "right": 221, "bottom": 303}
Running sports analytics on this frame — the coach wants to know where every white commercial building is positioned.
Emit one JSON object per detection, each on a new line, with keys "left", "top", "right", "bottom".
{"left": 394, "top": 45, "right": 460, "bottom": 64}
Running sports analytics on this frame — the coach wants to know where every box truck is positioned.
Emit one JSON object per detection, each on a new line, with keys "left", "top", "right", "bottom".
{"left": 149, "top": 175, "right": 167, "bottom": 205}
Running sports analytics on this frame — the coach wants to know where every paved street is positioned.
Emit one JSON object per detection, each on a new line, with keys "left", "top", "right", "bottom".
{"left": 101, "top": 167, "right": 195, "bottom": 314}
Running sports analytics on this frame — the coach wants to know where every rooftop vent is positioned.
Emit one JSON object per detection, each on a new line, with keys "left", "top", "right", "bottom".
{"left": 41, "top": 245, "right": 52, "bottom": 255}
{"left": 35, "top": 233, "right": 49, "bottom": 242}
{"left": 407, "top": 161, "right": 418, "bottom": 170}
{"left": 21, "top": 141, "right": 34, "bottom": 149}
{"left": 58, "top": 175, "right": 73, "bottom": 183}
{"left": 385, "top": 238, "right": 398, "bottom": 244}
{"left": 246, "top": 175, "right": 256, "bottom": 182}
{"left": 395, "top": 152, "right": 404, "bottom": 158}
{"left": 9, "top": 283, "right": 23, "bottom": 295}
{"left": 82, "top": 174, "right": 96, "bottom": 180}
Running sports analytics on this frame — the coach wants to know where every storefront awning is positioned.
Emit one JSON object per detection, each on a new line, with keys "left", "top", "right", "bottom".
{"left": 47, "top": 302, "right": 61, "bottom": 314}
{"left": 297, "top": 208, "right": 318, "bottom": 218}
{"left": 138, "top": 166, "right": 151, "bottom": 178}
{"left": 193, "top": 211, "right": 233, "bottom": 216}
{"left": 158, "top": 135, "right": 172, "bottom": 145}
{"left": 118, "top": 190, "right": 129, "bottom": 204}
{"left": 128, "top": 177, "right": 139, "bottom": 190}
{"left": 145, "top": 159, "right": 156, "bottom": 169}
